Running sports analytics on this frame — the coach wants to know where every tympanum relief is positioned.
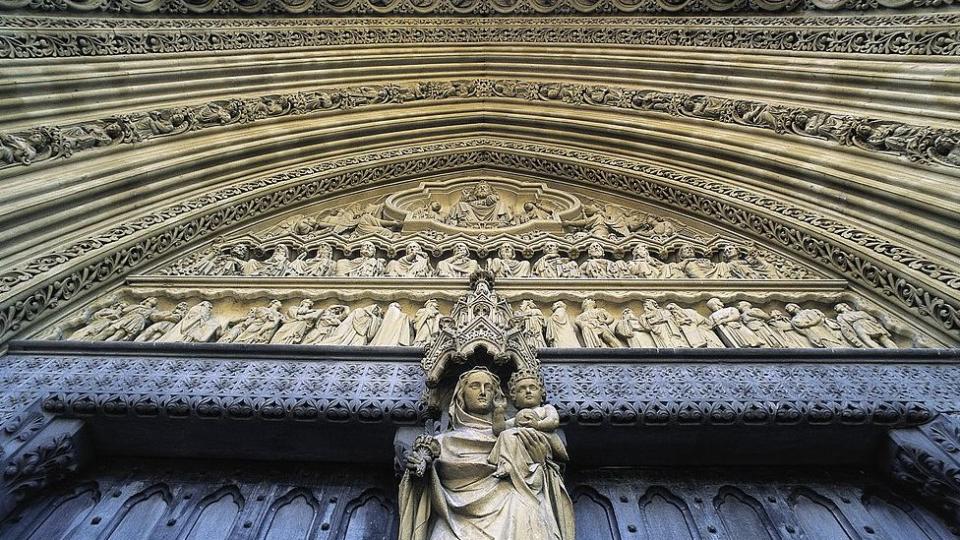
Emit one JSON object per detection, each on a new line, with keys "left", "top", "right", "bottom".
{"left": 152, "top": 178, "right": 814, "bottom": 281}
{"left": 38, "top": 178, "right": 935, "bottom": 348}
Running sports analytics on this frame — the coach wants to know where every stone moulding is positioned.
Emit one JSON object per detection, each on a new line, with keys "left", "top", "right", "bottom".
{"left": 2, "top": 79, "right": 959, "bottom": 172}
{"left": 2, "top": 342, "right": 957, "bottom": 428}
{"left": 0, "top": 0, "right": 952, "bottom": 15}
{"left": 0, "top": 140, "right": 957, "bottom": 349}
{"left": 0, "top": 14, "right": 957, "bottom": 57}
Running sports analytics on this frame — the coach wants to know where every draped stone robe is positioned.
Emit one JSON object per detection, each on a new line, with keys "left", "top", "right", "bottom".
{"left": 399, "top": 403, "right": 574, "bottom": 540}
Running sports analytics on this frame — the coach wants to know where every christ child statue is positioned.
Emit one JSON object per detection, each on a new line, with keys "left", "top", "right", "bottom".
{"left": 490, "top": 369, "right": 568, "bottom": 482}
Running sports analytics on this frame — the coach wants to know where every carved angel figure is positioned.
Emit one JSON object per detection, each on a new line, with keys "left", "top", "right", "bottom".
{"left": 294, "top": 244, "right": 336, "bottom": 277}
{"left": 411, "top": 201, "right": 444, "bottom": 221}
{"left": 784, "top": 303, "right": 845, "bottom": 348}
{"left": 767, "top": 309, "right": 810, "bottom": 348}
{"left": 103, "top": 298, "right": 161, "bottom": 341}
{"left": 316, "top": 203, "right": 400, "bottom": 237}
{"left": 320, "top": 304, "right": 383, "bottom": 346}
{"left": 135, "top": 302, "right": 188, "bottom": 342}
{"left": 614, "top": 307, "right": 656, "bottom": 348}
{"left": 575, "top": 298, "right": 622, "bottom": 348}
{"left": 516, "top": 201, "right": 558, "bottom": 223}
{"left": 666, "top": 245, "right": 716, "bottom": 279}
{"left": 707, "top": 298, "right": 763, "bottom": 348}
{"left": 737, "top": 301, "right": 784, "bottom": 348}
{"left": 258, "top": 245, "right": 295, "bottom": 277}
{"left": 226, "top": 300, "right": 285, "bottom": 344}
{"left": 159, "top": 301, "right": 220, "bottom": 343}
{"left": 532, "top": 242, "right": 579, "bottom": 278}
{"left": 437, "top": 242, "right": 480, "bottom": 278}
{"left": 834, "top": 303, "right": 897, "bottom": 349}
{"left": 545, "top": 301, "right": 580, "bottom": 348}
{"left": 335, "top": 241, "right": 385, "bottom": 277}
{"left": 713, "top": 245, "right": 760, "bottom": 279}
{"left": 413, "top": 299, "right": 443, "bottom": 347}
{"left": 624, "top": 244, "right": 663, "bottom": 278}
{"left": 69, "top": 302, "right": 128, "bottom": 341}
{"left": 212, "top": 244, "right": 262, "bottom": 276}
{"left": 370, "top": 302, "right": 413, "bottom": 346}
{"left": 487, "top": 244, "right": 531, "bottom": 278}
{"left": 513, "top": 299, "right": 547, "bottom": 349}
{"left": 642, "top": 300, "right": 686, "bottom": 348}
{"left": 564, "top": 203, "right": 630, "bottom": 238}
{"left": 386, "top": 241, "right": 434, "bottom": 277}
{"left": 666, "top": 303, "right": 723, "bottom": 348}
{"left": 302, "top": 305, "right": 351, "bottom": 345}
{"left": 271, "top": 299, "right": 322, "bottom": 345}
{"left": 578, "top": 242, "right": 617, "bottom": 278}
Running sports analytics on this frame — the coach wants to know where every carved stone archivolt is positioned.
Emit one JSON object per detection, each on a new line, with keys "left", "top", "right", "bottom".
{"left": 4, "top": 79, "right": 959, "bottom": 172}
{"left": 1, "top": 15, "right": 957, "bottom": 58}
{"left": 0, "top": 0, "right": 949, "bottom": 15}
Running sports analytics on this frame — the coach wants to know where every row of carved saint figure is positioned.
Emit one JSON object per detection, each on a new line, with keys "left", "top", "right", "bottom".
{"left": 166, "top": 240, "right": 802, "bottom": 280}
{"left": 56, "top": 296, "right": 898, "bottom": 349}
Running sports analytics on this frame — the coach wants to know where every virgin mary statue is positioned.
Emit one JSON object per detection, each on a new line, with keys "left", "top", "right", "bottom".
{"left": 399, "top": 368, "right": 574, "bottom": 540}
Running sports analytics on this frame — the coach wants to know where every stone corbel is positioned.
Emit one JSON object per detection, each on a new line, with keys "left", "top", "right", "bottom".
{"left": 884, "top": 413, "right": 960, "bottom": 525}
{"left": 0, "top": 409, "right": 90, "bottom": 520}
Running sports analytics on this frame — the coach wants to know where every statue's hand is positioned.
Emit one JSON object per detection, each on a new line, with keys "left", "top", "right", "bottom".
{"left": 493, "top": 395, "right": 508, "bottom": 413}
{"left": 516, "top": 410, "right": 536, "bottom": 427}
{"left": 405, "top": 451, "right": 429, "bottom": 477}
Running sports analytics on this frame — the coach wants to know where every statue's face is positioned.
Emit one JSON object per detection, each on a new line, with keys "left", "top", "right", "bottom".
{"left": 461, "top": 372, "right": 496, "bottom": 414}
{"left": 723, "top": 246, "right": 738, "bottom": 260}
{"left": 317, "top": 245, "right": 332, "bottom": 258}
{"left": 707, "top": 299, "right": 722, "bottom": 311}
{"left": 512, "top": 377, "right": 543, "bottom": 408}
{"left": 476, "top": 183, "right": 491, "bottom": 197}
{"left": 633, "top": 245, "right": 649, "bottom": 258}
{"left": 544, "top": 242, "right": 558, "bottom": 255}
{"left": 499, "top": 245, "right": 514, "bottom": 259}
{"left": 455, "top": 243, "right": 469, "bottom": 257}
{"left": 407, "top": 243, "right": 422, "bottom": 255}
{"left": 583, "top": 299, "right": 596, "bottom": 311}
{"left": 679, "top": 246, "right": 695, "bottom": 259}
{"left": 588, "top": 243, "right": 604, "bottom": 257}
{"left": 360, "top": 242, "right": 376, "bottom": 257}
{"left": 270, "top": 300, "right": 282, "bottom": 310}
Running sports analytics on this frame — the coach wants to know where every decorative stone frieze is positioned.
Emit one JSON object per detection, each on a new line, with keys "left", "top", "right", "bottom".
{"left": 0, "top": 417, "right": 86, "bottom": 519}
{"left": 37, "top": 283, "right": 925, "bottom": 348}
{"left": 1, "top": 140, "right": 957, "bottom": 348}
{"left": 3, "top": 79, "right": 959, "bottom": 171}
{"left": 1, "top": 15, "right": 957, "bottom": 58}
{"left": 885, "top": 413, "right": 960, "bottom": 525}
{"left": 1, "top": 344, "right": 955, "bottom": 429}
{"left": 0, "top": 0, "right": 951, "bottom": 15}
